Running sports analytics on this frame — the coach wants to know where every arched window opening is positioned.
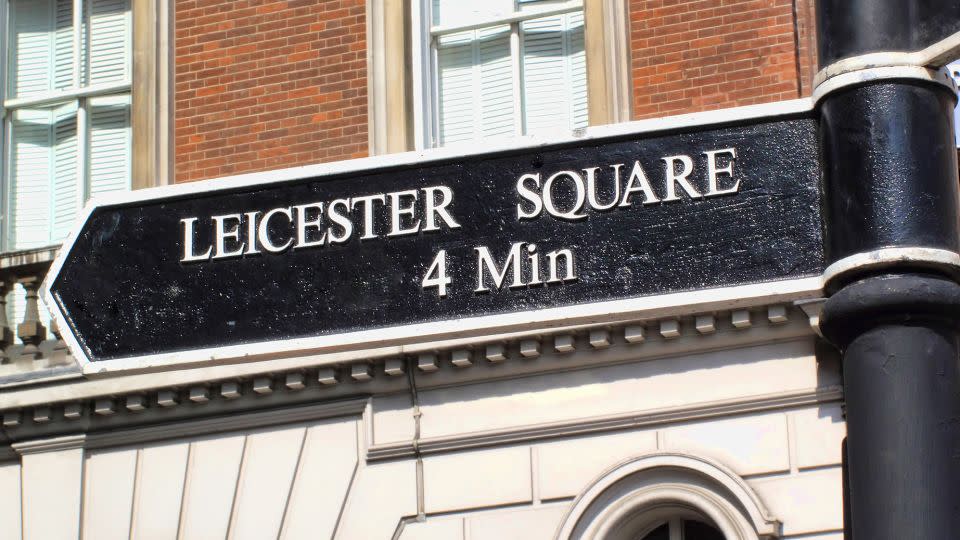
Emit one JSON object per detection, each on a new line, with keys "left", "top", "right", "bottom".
{"left": 637, "top": 512, "right": 725, "bottom": 540}
{"left": 609, "top": 502, "right": 727, "bottom": 540}
{"left": 555, "top": 453, "right": 781, "bottom": 540}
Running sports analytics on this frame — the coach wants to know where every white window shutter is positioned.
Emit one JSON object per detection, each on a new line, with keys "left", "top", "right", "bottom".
{"left": 478, "top": 26, "right": 515, "bottom": 139}
{"left": 521, "top": 11, "right": 587, "bottom": 135}
{"left": 54, "top": 0, "right": 74, "bottom": 90}
{"left": 9, "top": 109, "right": 54, "bottom": 250}
{"left": 10, "top": 0, "right": 54, "bottom": 98}
{"left": 567, "top": 10, "right": 588, "bottom": 129}
{"left": 88, "top": 95, "right": 132, "bottom": 198}
{"left": 52, "top": 103, "right": 80, "bottom": 243}
{"left": 86, "top": 0, "right": 131, "bottom": 85}
{"left": 437, "top": 26, "right": 514, "bottom": 145}
{"left": 437, "top": 32, "right": 477, "bottom": 145}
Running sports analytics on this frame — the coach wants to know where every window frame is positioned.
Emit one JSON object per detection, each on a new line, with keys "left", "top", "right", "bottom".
{"left": 1, "top": 0, "right": 133, "bottom": 252}
{"left": 412, "top": 0, "right": 586, "bottom": 150}
{"left": 366, "top": 0, "right": 630, "bottom": 155}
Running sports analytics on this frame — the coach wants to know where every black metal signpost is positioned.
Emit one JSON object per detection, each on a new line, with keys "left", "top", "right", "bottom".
{"left": 816, "top": 1, "right": 960, "bottom": 538}
{"left": 41, "top": 1, "right": 960, "bottom": 536}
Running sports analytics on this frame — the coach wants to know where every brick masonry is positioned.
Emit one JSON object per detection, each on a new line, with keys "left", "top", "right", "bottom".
{"left": 172, "top": 0, "right": 818, "bottom": 183}
{"left": 630, "top": 0, "right": 818, "bottom": 120}
{"left": 174, "top": 0, "right": 368, "bottom": 183}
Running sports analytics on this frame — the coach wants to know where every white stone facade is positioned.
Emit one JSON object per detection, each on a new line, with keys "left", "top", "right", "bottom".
{"left": 0, "top": 303, "right": 845, "bottom": 539}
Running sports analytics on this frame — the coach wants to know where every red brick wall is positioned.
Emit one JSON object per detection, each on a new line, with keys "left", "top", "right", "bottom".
{"left": 174, "top": 0, "right": 368, "bottom": 183}
{"left": 630, "top": 0, "right": 810, "bottom": 120}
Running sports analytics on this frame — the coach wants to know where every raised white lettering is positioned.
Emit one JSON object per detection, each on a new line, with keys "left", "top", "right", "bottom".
{"left": 704, "top": 148, "right": 740, "bottom": 197}
{"left": 543, "top": 171, "right": 587, "bottom": 221}
{"left": 211, "top": 214, "right": 245, "bottom": 259}
{"left": 388, "top": 190, "right": 421, "bottom": 237}
{"left": 293, "top": 203, "right": 326, "bottom": 249}
{"left": 619, "top": 161, "right": 660, "bottom": 206}
{"left": 258, "top": 207, "right": 294, "bottom": 253}
{"left": 517, "top": 173, "right": 544, "bottom": 219}
{"left": 475, "top": 243, "right": 525, "bottom": 292}
{"left": 180, "top": 217, "right": 212, "bottom": 262}
{"left": 422, "top": 186, "right": 460, "bottom": 231}
{"left": 352, "top": 194, "right": 386, "bottom": 240}
{"left": 662, "top": 155, "right": 701, "bottom": 202}
{"left": 327, "top": 198, "right": 353, "bottom": 244}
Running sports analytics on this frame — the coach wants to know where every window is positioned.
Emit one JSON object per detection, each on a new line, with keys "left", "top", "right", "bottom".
{"left": 3, "top": 0, "right": 132, "bottom": 252}
{"left": 423, "top": 0, "right": 587, "bottom": 147}
{"left": 640, "top": 516, "right": 726, "bottom": 540}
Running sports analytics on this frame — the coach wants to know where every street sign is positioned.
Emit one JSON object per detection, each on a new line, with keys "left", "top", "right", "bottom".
{"left": 45, "top": 101, "right": 825, "bottom": 372}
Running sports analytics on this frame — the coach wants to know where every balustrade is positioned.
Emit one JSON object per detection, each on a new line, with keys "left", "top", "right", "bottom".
{"left": 0, "top": 247, "right": 75, "bottom": 381}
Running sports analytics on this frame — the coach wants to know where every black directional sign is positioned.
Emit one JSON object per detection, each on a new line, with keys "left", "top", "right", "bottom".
{"left": 45, "top": 105, "right": 825, "bottom": 370}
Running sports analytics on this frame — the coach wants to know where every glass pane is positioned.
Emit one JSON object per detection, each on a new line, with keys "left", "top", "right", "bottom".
{"left": 684, "top": 519, "right": 725, "bottom": 540}
{"left": 9, "top": 103, "right": 79, "bottom": 250}
{"left": 478, "top": 26, "right": 515, "bottom": 139}
{"left": 640, "top": 523, "right": 670, "bottom": 540}
{"left": 10, "top": 0, "right": 75, "bottom": 97}
{"left": 521, "top": 10, "right": 586, "bottom": 136}
{"left": 437, "top": 26, "right": 514, "bottom": 145}
{"left": 433, "top": 0, "right": 514, "bottom": 27}
{"left": 88, "top": 94, "right": 132, "bottom": 199}
{"left": 84, "top": 0, "right": 131, "bottom": 85}
{"left": 518, "top": 0, "right": 573, "bottom": 11}
{"left": 437, "top": 31, "right": 477, "bottom": 145}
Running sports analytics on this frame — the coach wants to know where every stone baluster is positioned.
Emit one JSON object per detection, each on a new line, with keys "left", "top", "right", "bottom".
{"left": 48, "top": 320, "right": 71, "bottom": 367}
{"left": 0, "top": 281, "right": 11, "bottom": 365}
{"left": 16, "top": 277, "right": 47, "bottom": 363}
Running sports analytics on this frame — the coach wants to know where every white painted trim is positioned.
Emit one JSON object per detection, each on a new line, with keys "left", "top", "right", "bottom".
{"left": 814, "top": 30, "right": 960, "bottom": 87}
{"left": 3, "top": 80, "right": 131, "bottom": 109}
{"left": 0, "top": 0, "right": 9, "bottom": 252}
{"left": 812, "top": 65, "right": 957, "bottom": 104}
{"left": 823, "top": 247, "right": 960, "bottom": 287}
{"left": 365, "top": 0, "right": 385, "bottom": 155}
{"left": 367, "top": 385, "right": 842, "bottom": 460}
{"left": 12, "top": 433, "right": 85, "bottom": 455}
{"left": 410, "top": 0, "right": 431, "bottom": 151}
{"left": 554, "top": 453, "right": 780, "bottom": 540}
{"left": 41, "top": 98, "right": 817, "bottom": 375}
{"left": 430, "top": 0, "right": 583, "bottom": 36}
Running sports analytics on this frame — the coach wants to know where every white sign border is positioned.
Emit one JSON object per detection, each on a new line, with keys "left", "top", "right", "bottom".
{"left": 43, "top": 98, "right": 820, "bottom": 375}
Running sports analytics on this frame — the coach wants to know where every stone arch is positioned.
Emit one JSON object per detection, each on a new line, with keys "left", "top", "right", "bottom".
{"left": 554, "top": 452, "right": 781, "bottom": 540}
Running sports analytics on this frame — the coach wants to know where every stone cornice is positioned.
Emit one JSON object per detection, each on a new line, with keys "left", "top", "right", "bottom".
{"left": 0, "top": 301, "right": 824, "bottom": 447}
{"left": 12, "top": 433, "right": 85, "bottom": 455}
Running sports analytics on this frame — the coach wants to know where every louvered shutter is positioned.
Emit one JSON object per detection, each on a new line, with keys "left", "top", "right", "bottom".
{"left": 51, "top": 103, "right": 80, "bottom": 242}
{"left": 437, "top": 26, "right": 515, "bottom": 145}
{"left": 9, "top": 109, "right": 53, "bottom": 249}
{"left": 437, "top": 32, "right": 476, "bottom": 145}
{"left": 86, "top": 0, "right": 131, "bottom": 85}
{"left": 478, "top": 26, "right": 515, "bottom": 138}
{"left": 10, "top": 0, "right": 53, "bottom": 98}
{"left": 567, "top": 10, "right": 588, "bottom": 128}
{"left": 521, "top": 10, "right": 587, "bottom": 135}
{"left": 54, "top": 0, "right": 74, "bottom": 90}
{"left": 88, "top": 95, "right": 132, "bottom": 199}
